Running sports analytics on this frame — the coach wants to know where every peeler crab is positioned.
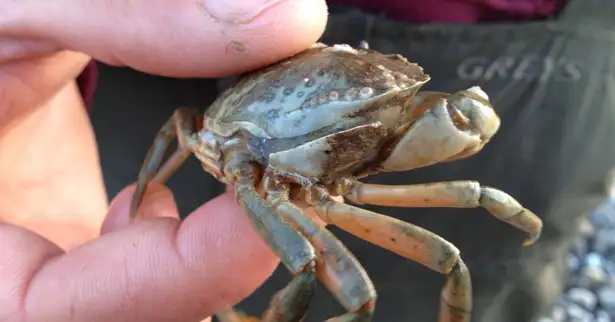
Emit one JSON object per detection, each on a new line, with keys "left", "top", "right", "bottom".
{"left": 129, "top": 42, "right": 543, "bottom": 322}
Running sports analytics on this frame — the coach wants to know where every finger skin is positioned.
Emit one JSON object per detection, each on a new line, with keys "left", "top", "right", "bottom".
{"left": 4, "top": 0, "right": 329, "bottom": 77}
{"left": 0, "top": 79, "right": 108, "bottom": 251}
{"left": 0, "top": 186, "right": 279, "bottom": 322}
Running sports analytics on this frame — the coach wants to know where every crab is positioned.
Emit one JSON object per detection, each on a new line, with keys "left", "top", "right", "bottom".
{"left": 129, "top": 42, "right": 543, "bottom": 322}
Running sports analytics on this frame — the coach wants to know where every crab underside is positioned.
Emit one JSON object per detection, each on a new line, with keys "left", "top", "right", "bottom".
{"left": 129, "top": 43, "right": 543, "bottom": 322}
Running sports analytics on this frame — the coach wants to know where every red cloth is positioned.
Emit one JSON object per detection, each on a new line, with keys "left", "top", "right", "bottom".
{"left": 76, "top": 0, "right": 564, "bottom": 109}
{"left": 76, "top": 60, "right": 97, "bottom": 112}
{"left": 326, "top": 0, "right": 564, "bottom": 22}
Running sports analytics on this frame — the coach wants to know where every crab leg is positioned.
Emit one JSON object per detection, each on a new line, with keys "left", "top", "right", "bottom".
{"left": 129, "top": 108, "right": 199, "bottom": 221}
{"left": 314, "top": 198, "right": 472, "bottom": 322}
{"left": 266, "top": 186, "right": 377, "bottom": 322}
{"left": 220, "top": 161, "right": 317, "bottom": 322}
{"left": 338, "top": 179, "right": 543, "bottom": 245}
{"left": 219, "top": 176, "right": 378, "bottom": 322}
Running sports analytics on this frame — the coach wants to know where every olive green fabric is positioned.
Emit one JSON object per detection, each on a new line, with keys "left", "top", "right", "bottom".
{"left": 313, "top": 1, "right": 615, "bottom": 321}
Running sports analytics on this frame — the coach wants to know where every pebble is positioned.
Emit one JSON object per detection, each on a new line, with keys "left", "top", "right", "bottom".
{"left": 552, "top": 305, "right": 568, "bottom": 321}
{"left": 570, "top": 254, "right": 582, "bottom": 272}
{"left": 572, "top": 239, "right": 589, "bottom": 257}
{"left": 596, "top": 310, "right": 612, "bottom": 322}
{"left": 598, "top": 287, "right": 615, "bottom": 315}
{"left": 538, "top": 318, "right": 555, "bottom": 322}
{"left": 577, "top": 266, "right": 607, "bottom": 289}
{"left": 567, "top": 288, "right": 597, "bottom": 311}
{"left": 567, "top": 303, "right": 594, "bottom": 322}
{"left": 539, "top": 195, "right": 615, "bottom": 322}
{"left": 585, "top": 253, "right": 606, "bottom": 267}
{"left": 595, "top": 229, "right": 615, "bottom": 255}
{"left": 579, "top": 217, "right": 596, "bottom": 238}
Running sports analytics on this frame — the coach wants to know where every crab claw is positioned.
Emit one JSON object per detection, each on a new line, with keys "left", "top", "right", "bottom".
{"left": 443, "top": 86, "right": 501, "bottom": 160}
{"left": 524, "top": 230, "right": 542, "bottom": 246}
{"left": 520, "top": 209, "right": 543, "bottom": 246}
{"left": 380, "top": 86, "right": 501, "bottom": 172}
{"left": 517, "top": 209, "right": 543, "bottom": 246}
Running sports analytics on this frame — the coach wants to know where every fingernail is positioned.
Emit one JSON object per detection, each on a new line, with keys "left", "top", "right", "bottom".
{"left": 200, "top": 0, "right": 284, "bottom": 24}
{"left": 137, "top": 184, "right": 179, "bottom": 220}
{"left": 102, "top": 184, "right": 179, "bottom": 234}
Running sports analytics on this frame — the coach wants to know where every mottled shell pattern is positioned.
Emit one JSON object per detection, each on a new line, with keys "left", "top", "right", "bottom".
{"left": 205, "top": 43, "right": 431, "bottom": 141}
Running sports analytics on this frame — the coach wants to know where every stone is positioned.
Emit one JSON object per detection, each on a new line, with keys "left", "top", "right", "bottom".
{"left": 591, "top": 202, "right": 615, "bottom": 230}
{"left": 598, "top": 286, "right": 615, "bottom": 316}
{"left": 586, "top": 252, "right": 607, "bottom": 268}
{"left": 578, "top": 266, "right": 608, "bottom": 289}
{"left": 573, "top": 238, "right": 590, "bottom": 257}
{"left": 566, "top": 302, "right": 595, "bottom": 322}
{"left": 594, "top": 229, "right": 615, "bottom": 256}
{"left": 603, "top": 260, "right": 615, "bottom": 277}
{"left": 595, "top": 310, "right": 612, "bottom": 322}
{"left": 579, "top": 217, "right": 596, "bottom": 238}
{"left": 551, "top": 304, "right": 568, "bottom": 322}
{"left": 570, "top": 254, "right": 582, "bottom": 272}
{"left": 536, "top": 317, "right": 554, "bottom": 322}
{"left": 567, "top": 287, "right": 598, "bottom": 311}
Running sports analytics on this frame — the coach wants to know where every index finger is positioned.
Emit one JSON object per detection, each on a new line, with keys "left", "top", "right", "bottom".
{"left": 0, "top": 186, "right": 279, "bottom": 322}
{"left": 5, "top": 0, "right": 329, "bottom": 77}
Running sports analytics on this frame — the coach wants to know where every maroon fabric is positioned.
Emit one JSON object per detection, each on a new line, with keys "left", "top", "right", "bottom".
{"left": 76, "top": 60, "right": 98, "bottom": 111}
{"left": 326, "top": 0, "right": 563, "bottom": 22}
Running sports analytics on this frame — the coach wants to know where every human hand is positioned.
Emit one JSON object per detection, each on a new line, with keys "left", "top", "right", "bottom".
{"left": 0, "top": 1, "right": 327, "bottom": 321}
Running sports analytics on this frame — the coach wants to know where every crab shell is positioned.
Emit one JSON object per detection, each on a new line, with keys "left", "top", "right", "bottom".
{"left": 203, "top": 43, "right": 433, "bottom": 184}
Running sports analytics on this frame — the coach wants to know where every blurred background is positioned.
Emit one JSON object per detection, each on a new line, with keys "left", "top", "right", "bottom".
{"left": 89, "top": 0, "right": 615, "bottom": 321}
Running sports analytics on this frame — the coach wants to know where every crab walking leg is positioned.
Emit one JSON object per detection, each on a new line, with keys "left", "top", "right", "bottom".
{"left": 314, "top": 199, "right": 472, "bottom": 322}
{"left": 220, "top": 162, "right": 317, "bottom": 322}
{"left": 129, "top": 108, "right": 200, "bottom": 221}
{"left": 266, "top": 187, "right": 377, "bottom": 322}
{"left": 340, "top": 180, "right": 543, "bottom": 245}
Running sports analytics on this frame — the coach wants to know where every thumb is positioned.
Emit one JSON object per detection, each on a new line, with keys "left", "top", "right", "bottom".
{"left": 6, "top": 0, "right": 329, "bottom": 77}
{"left": 6, "top": 185, "right": 281, "bottom": 322}
{"left": 16, "top": 186, "right": 279, "bottom": 322}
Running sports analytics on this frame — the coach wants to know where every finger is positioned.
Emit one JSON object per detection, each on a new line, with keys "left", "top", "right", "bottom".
{"left": 0, "top": 51, "right": 90, "bottom": 127}
{"left": 0, "top": 79, "right": 108, "bottom": 250}
{"left": 0, "top": 223, "right": 65, "bottom": 321}
{"left": 0, "top": 36, "right": 61, "bottom": 63}
{"left": 0, "top": 185, "right": 279, "bottom": 322}
{"left": 9, "top": 0, "right": 328, "bottom": 78}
